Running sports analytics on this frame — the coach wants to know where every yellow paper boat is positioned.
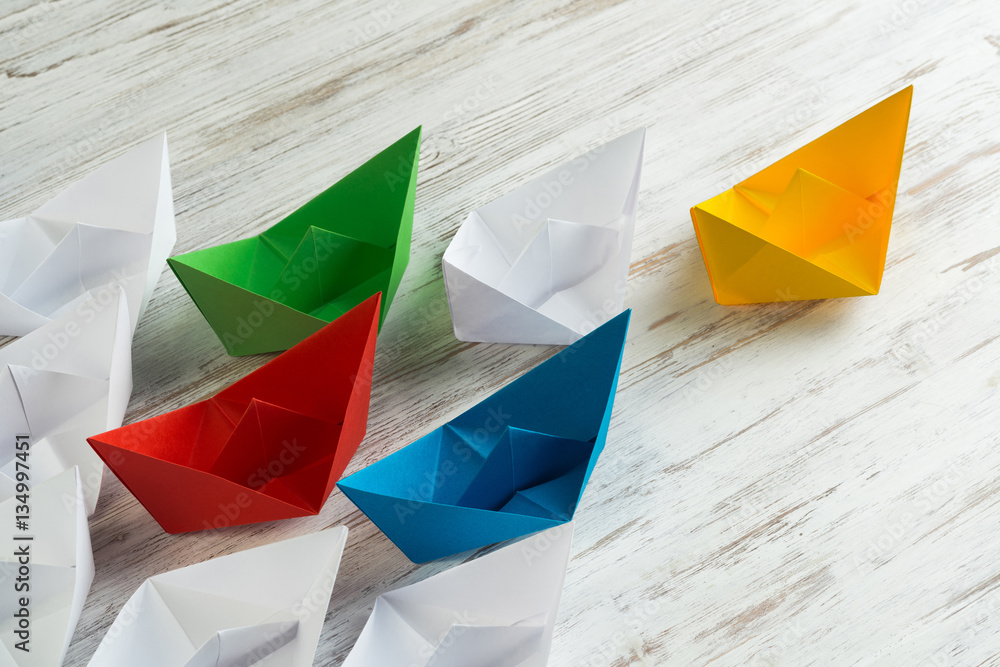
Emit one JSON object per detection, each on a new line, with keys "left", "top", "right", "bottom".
{"left": 691, "top": 86, "right": 912, "bottom": 304}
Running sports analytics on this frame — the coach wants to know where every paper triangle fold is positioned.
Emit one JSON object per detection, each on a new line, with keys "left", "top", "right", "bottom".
{"left": 169, "top": 128, "right": 420, "bottom": 356}
{"left": 88, "top": 528, "right": 348, "bottom": 667}
{"left": 344, "top": 524, "right": 573, "bottom": 667}
{"left": 88, "top": 295, "right": 379, "bottom": 533}
{"left": 691, "top": 87, "right": 912, "bottom": 304}
{"left": 0, "top": 287, "right": 132, "bottom": 515}
{"left": 0, "top": 133, "right": 176, "bottom": 336}
{"left": 338, "top": 311, "right": 628, "bottom": 562}
{"left": 443, "top": 129, "right": 644, "bottom": 344}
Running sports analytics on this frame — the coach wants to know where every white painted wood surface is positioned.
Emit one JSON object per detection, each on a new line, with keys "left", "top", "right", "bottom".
{"left": 2, "top": 0, "right": 999, "bottom": 664}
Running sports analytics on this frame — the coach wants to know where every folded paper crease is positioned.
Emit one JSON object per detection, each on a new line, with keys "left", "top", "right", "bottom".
{"left": 88, "top": 294, "right": 380, "bottom": 533}
{"left": 88, "top": 528, "right": 348, "bottom": 667}
{"left": 168, "top": 128, "right": 420, "bottom": 356}
{"left": 338, "top": 310, "right": 629, "bottom": 562}
{"left": 0, "top": 287, "right": 132, "bottom": 515}
{"left": 690, "top": 87, "right": 912, "bottom": 304}
{"left": 344, "top": 524, "right": 573, "bottom": 667}
{"left": 443, "top": 129, "right": 644, "bottom": 344}
{"left": 0, "top": 133, "right": 176, "bottom": 337}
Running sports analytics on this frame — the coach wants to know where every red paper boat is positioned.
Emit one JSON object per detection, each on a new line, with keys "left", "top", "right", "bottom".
{"left": 88, "top": 293, "right": 380, "bottom": 533}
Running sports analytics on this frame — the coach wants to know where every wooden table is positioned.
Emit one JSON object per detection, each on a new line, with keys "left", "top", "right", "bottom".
{"left": 2, "top": 0, "right": 998, "bottom": 664}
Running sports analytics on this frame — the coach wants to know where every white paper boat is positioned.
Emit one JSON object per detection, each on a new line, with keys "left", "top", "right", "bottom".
{"left": 0, "top": 134, "right": 176, "bottom": 337}
{"left": 443, "top": 130, "right": 644, "bottom": 344}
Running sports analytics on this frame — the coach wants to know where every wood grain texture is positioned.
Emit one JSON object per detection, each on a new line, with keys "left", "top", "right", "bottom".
{"left": 2, "top": 0, "right": 999, "bottom": 664}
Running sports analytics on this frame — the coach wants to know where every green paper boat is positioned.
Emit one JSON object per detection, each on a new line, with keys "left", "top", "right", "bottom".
{"left": 168, "top": 127, "right": 421, "bottom": 356}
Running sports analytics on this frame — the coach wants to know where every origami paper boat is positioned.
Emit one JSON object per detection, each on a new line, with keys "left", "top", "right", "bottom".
{"left": 691, "top": 87, "right": 913, "bottom": 304}
{"left": 0, "top": 133, "right": 176, "bottom": 337}
{"left": 0, "top": 467, "right": 94, "bottom": 667}
{"left": 344, "top": 524, "right": 573, "bottom": 667}
{"left": 0, "top": 287, "right": 132, "bottom": 516}
{"left": 442, "top": 128, "right": 644, "bottom": 345}
{"left": 88, "top": 527, "right": 348, "bottom": 667}
{"left": 88, "top": 294, "right": 379, "bottom": 533}
{"left": 168, "top": 127, "right": 421, "bottom": 356}
{"left": 338, "top": 309, "right": 629, "bottom": 562}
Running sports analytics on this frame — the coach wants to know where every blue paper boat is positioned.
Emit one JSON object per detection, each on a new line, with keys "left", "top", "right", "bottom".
{"left": 337, "top": 309, "right": 630, "bottom": 562}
